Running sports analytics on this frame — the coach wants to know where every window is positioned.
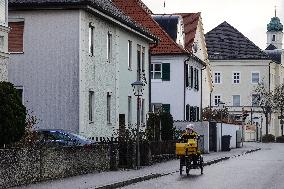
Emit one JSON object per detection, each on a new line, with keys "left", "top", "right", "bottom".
{"left": 107, "top": 92, "right": 111, "bottom": 124}
{"left": 0, "top": 0, "right": 7, "bottom": 25}
{"left": 151, "top": 63, "right": 162, "bottom": 79}
{"left": 214, "top": 72, "right": 221, "bottom": 84}
{"left": 128, "top": 40, "right": 132, "bottom": 69}
{"left": 252, "top": 72, "right": 259, "bottom": 84}
{"left": 186, "top": 104, "right": 190, "bottom": 121}
{"left": 0, "top": 36, "right": 3, "bottom": 51}
{"left": 8, "top": 21, "right": 24, "bottom": 52}
{"left": 233, "top": 72, "right": 240, "bottom": 84}
{"left": 252, "top": 94, "right": 260, "bottom": 106}
{"left": 194, "top": 68, "right": 199, "bottom": 90}
{"left": 232, "top": 95, "right": 240, "bottom": 106}
{"left": 15, "top": 86, "right": 23, "bottom": 103}
{"left": 128, "top": 96, "right": 132, "bottom": 124}
{"left": 214, "top": 95, "right": 221, "bottom": 106}
{"left": 152, "top": 103, "right": 162, "bottom": 113}
{"left": 107, "top": 32, "right": 112, "bottom": 61}
{"left": 137, "top": 45, "right": 141, "bottom": 80}
{"left": 186, "top": 65, "right": 194, "bottom": 88}
{"left": 88, "top": 24, "right": 94, "bottom": 56}
{"left": 142, "top": 47, "right": 145, "bottom": 71}
{"left": 89, "top": 91, "right": 94, "bottom": 122}
{"left": 272, "top": 34, "right": 276, "bottom": 41}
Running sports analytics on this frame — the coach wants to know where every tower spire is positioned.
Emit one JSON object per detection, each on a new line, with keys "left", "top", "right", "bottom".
{"left": 275, "top": 5, "right": 277, "bottom": 17}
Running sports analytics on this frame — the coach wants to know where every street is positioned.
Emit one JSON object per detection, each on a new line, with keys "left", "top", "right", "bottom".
{"left": 121, "top": 143, "right": 284, "bottom": 189}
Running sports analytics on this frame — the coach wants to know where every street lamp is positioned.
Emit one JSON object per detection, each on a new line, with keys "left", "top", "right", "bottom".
{"left": 131, "top": 80, "right": 144, "bottom": 168}
{"left": 218, "top": 101, "right": 225, "bottom": 151}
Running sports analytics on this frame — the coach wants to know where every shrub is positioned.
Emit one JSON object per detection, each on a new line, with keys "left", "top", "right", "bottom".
{"left": 0, "top": 82, "right": 27, "bottom": 147}
{"left": 262, "top": 134, "right": 275, "bottom": 143}
{"left": 276, "top": 136, "right": 284, "bottom": 143}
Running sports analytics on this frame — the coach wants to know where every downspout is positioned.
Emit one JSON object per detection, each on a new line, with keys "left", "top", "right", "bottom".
{"left": 148, "top": 42, "right": 159, "bottom": 112}
{"left": 201, "top": 65, "right": 206, "bottom": 121}
{"left": 184, "top": 57, "right": 191, "bottom": 120}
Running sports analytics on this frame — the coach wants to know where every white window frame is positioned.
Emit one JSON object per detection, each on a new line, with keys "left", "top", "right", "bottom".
{"left": 251, "top": 72, "right": 260, "bottom": 84}
{"left": 214, "top": 95, "right": 221, "bottom": 106}
{"left": 232, "top": 95, "right": 240, "bottom": 106}
{"left": 232, "top": 72, "right": 241, "bottom": 84}
{"left": 213, "top": 72, "right": 221, "bottom": 84}
{"left": 128, "top": 40, "right": 132, "bottom": 70}
{"left": 88, "top": 23, "right": 94, "bottom": 56}
{"left": 151, "top": 63, "right": 162, "bottom": 80}
{"left": 107, "top": 32, "right": 112, "bottom": 61}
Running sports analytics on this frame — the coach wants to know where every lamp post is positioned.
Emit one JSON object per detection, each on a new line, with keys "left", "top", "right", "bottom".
{"left": 218, "top": 101, "right": 225, "bottom": 151}
{"left": 131, "top": 80, "right": 144, "bottom": 168}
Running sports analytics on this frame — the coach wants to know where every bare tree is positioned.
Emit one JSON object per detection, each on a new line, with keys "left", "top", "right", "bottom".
{"left": 273, "top": 84, "right": 284, "bottom": 136}
{"left": 253, "top": 82, "right": 274, "bottom": 135}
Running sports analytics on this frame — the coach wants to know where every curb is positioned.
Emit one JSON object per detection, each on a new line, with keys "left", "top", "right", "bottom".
{"left": 93, "top": 148, "right": 261, "bottom": 189}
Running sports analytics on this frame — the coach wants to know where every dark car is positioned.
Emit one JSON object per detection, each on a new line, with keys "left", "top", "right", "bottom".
{"left": 34, "top": 129, "right": 95, "bottom": 147}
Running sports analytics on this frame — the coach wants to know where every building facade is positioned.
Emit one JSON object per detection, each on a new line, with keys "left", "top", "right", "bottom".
{"left": 0, "top": 0, "right": 9, "bottom": 81}
{"left": 205, "top": 21, "right": 280, "bottom": 140}
{"left": 8, "top": 0, "right": 155, "bottom": 140}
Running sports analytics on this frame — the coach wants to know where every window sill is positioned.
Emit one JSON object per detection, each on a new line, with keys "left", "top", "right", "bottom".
{"left": 151, "top": 79, "right": 162, "bottom": 83}
{"left": 9, "top": 52, "right": 24, "bottom": 54}
{"left": 107, "top": 123, "right": 112, "bottom": 126}
{"left": 89, "top": 121, "right": 94, "bottom": 124}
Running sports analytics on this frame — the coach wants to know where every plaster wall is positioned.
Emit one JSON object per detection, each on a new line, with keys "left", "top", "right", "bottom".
{"left": 8, "top": 10, "right": 80, "bottom": 133}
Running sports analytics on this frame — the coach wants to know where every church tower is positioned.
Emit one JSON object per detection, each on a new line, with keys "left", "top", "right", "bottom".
{"left": 266, "top": 10, "right": 283, "bottom": 49}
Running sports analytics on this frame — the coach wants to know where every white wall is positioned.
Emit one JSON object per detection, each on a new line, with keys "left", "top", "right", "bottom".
{"left": 217, "top": 123, "right": 240, "bottom": 150}
{"left": 151, "top": 55, "right": 186, "bottom": 120}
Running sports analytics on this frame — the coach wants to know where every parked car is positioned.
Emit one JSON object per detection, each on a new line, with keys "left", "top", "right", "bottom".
{"left": 33, "top": 129, "right": 95, "bottom": 147}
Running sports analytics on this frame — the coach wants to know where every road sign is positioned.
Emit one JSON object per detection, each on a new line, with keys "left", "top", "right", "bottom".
{"left": 278, "top": 115, "right": 284, "bottom": 119}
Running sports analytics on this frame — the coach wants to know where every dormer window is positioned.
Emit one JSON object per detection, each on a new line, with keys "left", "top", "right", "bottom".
{"left": 272, "top": 34, "right": 276, "bottom": 41}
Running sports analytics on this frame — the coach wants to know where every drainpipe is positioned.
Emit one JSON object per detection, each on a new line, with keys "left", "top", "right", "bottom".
{"left": 184, "top": 57, "right": 191, "bottom": 120}
{"left": 148, "top": 42, "right": 159, "bottom": 112}
{"left": 201, "top": 65, "right": 206, "bottom": 121}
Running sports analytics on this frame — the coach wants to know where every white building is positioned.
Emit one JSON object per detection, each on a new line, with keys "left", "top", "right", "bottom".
{"left": 205, "top": 21, "right": 283, "bottom": 140}
{"left": 8, "top": 0, "right": 156, "bottom": 140}
{"left": 0, "top": 0, "right": 9, "bottom": 81}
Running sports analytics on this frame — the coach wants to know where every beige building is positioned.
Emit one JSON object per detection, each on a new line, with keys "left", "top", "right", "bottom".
{"left": 205, "top": 20, "right": 283, "bottom": 140}
{"left": 0, "top": 0, "right": 9, "bottom": 81}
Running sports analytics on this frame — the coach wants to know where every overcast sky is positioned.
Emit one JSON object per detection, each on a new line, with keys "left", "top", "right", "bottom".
{"left": 142, "top": 0, "right": 284, "bottom": 49}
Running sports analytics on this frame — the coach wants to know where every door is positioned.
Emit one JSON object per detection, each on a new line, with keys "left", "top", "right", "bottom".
{"left": 209, "top": 121, "right": 217, "bottom": 152}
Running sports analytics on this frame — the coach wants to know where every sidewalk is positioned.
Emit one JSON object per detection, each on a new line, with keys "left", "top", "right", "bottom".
{"left": 12, "top": 142, "right": 262, "bottom": 189}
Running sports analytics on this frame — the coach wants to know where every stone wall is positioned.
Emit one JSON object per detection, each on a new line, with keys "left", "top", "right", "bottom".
{"left": 0, "top": 144, "right": 117, "bottom": 189}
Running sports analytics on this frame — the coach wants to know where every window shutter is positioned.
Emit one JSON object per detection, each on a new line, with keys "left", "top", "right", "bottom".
{"left": 196, "top": 107, "right": 200, "bottom": 121}
{"left": 162, "top": 63, "right": 170, "bottom": 81}
{"left": 190, "top": 106, "right": 194, "bottom": 121}
{"left": 185, "top": 64, "right": 189, "bottom": 87}
{"left": 162, "top": 104, "right": 170, "bottom": 113}
{"left": 8, "top": 22, "right": 24, "bottom": 52}
{"left": 196, "top": 69, "right": 199, "bottom": 91}
{"left": 190, "top": 66, "right": 193, "bottom": 88}
{"left": 186, "top": 104, "right": 190, "bottom": 121}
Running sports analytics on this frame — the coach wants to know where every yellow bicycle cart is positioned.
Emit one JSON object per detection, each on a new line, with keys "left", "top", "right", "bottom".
{"left": 176, "top": 137, "right": 204, "bottom": 175}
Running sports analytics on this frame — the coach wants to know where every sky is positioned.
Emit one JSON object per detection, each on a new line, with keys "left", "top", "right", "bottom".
{"left": 142, "top": 0, "right": 284, "bottom": 49}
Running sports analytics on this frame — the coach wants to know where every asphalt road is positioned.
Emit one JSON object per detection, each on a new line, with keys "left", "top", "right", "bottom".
{"left": 121, "top": 143, "right": 284, "bottom": 189}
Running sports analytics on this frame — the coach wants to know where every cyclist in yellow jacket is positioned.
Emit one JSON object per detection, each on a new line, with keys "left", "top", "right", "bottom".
{"left": 180, "top": 124, "right": 198, "bottom": 142}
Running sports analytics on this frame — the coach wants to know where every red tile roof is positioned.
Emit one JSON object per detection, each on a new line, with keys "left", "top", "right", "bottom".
{"left": 179, "top": 13, "right": 200, "bottom": 52}
{"left": 112, "top": 0, "right": 187, "bottom": 55}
